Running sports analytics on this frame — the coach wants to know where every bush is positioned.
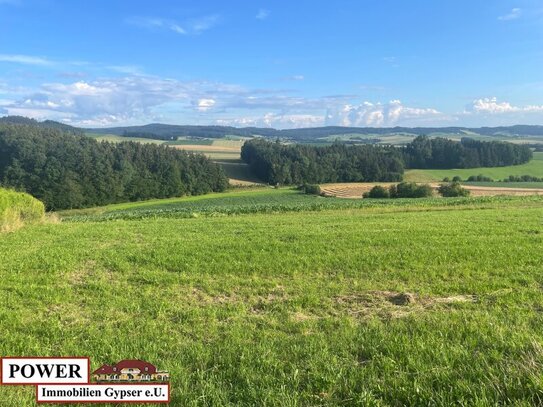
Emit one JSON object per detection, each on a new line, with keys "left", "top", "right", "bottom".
{"left": 389, "top": 182, "right": 433, "bottom": 198}
{"left": 363, "top": 185, "right": 390, "bottom": 199}
{"left": 442, "top": 177, "right": 450, "bottom": 182}
{"left": 467, "top": 174, "right": 493, "bottom": 182}
{"left": 452, "top": 176, "right": 462, "bottom": 182}
{"left": 302, "top": 184, "right": 321, "bottom": 195}
{"left": 504, "top": 175, "right": 543, "bottom": 182}
{"left": 0, "top": 188, "right": 45, "bottom": 232}
{"left": 438, "top": 182, "right": 470, "bottom": 197}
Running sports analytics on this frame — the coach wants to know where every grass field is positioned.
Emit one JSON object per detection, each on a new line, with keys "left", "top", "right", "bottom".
{"left": 85, "top": 133, "right": 167, "bottom": 145}
{"left": 464, "top": 181, "right": 543, "bottom": 189}
{"left": 1, "top": 189, "right": 543, "bottom": 405}
{"left": 405, "top": 152, "right": 543, "bottom": 182}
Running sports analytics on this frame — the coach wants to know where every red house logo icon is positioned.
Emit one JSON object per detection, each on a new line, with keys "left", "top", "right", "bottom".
{"left": 92, "top": 360, "right": 169, "bottom": 383}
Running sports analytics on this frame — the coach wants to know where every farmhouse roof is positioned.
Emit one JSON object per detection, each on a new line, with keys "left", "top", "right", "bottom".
{"left": 92, "top": 364, "right": 114, "bottom": 374}
{"left": 115, "top": 360, "right": 157, "bottom": 373}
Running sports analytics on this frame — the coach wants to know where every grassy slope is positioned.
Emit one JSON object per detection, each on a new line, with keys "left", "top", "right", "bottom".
{"left": 1, "top": 191, "right": 543, "bottom": 405}
{"left": 0, "top": 188, "right": 44, "bottom": 232}
{"left": 405, "top": 152, "right": 543, "bottom": 182}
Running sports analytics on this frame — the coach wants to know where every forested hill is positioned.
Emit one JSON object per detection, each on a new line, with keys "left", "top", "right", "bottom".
{"left": 88, "top": 123, "right": 543, "bottom": 141}
{"left": 0, "top": 116, "right": 84, "bottom": 135}
{"left": 0, "top": 124, "right": 228, "bottom": 210}
{"left": 241, "top": 137, "right": 533, "bottom": 185}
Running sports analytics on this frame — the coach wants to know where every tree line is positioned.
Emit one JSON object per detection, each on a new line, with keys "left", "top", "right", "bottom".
{"left": 241, "top": 138, "right": 404, "bottom": 185}
{"left": 241, "top": 136, "right": 533, "bottom": 185}
{"left": 0, "top": 124, "right": 228, "bottom": 210}
{"left": 404, "top": 136, "right": 532, "bottom": 169}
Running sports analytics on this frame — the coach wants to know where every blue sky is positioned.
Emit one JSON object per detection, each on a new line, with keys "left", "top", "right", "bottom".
{"left": 1, "top": 0, "right": 542, "bottom": 128}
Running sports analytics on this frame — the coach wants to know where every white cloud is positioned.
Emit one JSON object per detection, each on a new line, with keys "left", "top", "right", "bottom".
{"left": 195, "top": 98, "right": 216, "bottom": 112}
{"left": 217, "top": 113, "right": 323, "bottom": 128}
{"left": 466, "top": 97, "right": 543, "bottom": 114}
{"left": 256, "top": 9, "right": 270, "bottom": 20}
{"left": 325, "top": 100, "right": 444, "bottom": 127}
{"left": 0, "top": 54, "right": 52, "bottom": 66}
{"left": 498, "top": 8, "right": 522, "bottom": 21}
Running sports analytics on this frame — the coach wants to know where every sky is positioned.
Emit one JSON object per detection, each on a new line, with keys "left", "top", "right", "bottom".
{"left": 0, "top": 0, "right": 542, "bottom": 129}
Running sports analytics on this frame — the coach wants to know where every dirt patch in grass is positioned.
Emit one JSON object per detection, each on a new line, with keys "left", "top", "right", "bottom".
{"left": 186, "top": 286, "right": 289, "bottom": 312}
{"left": 333, "top": 291, "right": 477, "bottom": 319}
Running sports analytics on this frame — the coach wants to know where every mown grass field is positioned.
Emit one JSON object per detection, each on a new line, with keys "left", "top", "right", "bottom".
{"left": 1, "top": 189, "right": 543, "bottom": 405}
{"left": 405, "top": 152, "right": 543, "bottom": 183}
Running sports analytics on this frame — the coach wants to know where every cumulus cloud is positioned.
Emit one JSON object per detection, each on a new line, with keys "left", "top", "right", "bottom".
{"left": 466, "top": 97, "right": 543, "bottom": 114}
{"left": 217, "top": 113, "right": 323, "bottom": 128}
{"left": 195, "top": 98, "right": 216, "bottom": 112}
{"left": 4, "top": 71, "right": 542, "bottom": 129}
{"left": 325, "top": 100, "right": 444, "bottom": 127}
{"left": 498, "top": 8, "right": 522, "bottom": 21}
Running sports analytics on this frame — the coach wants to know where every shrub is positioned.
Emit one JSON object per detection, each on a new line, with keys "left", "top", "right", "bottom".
{"left": 467, "top": 174, "right": 493, "bottom": 182}
{"left": 390, "top": 182, "right": 433, "bottom": 198}
{"left": 452, "top": 176, "right": 462, "bottom": 182}
{"left": 0, "top": 188, "right": 45, "bottom": 232}
{"left": 438, "top": 182, "right": 470, "bottom": 197}
{"left": 504, "top": 175, "right": 543, "bottom": 182}
{"left": 442, "top": 177, "right": 450, "bottom": 182}
{"left": 363, "top": 185, "right": 390, "bottom": 199}
{"left": 302, "top": 184, "right": 321, "bottom": 195}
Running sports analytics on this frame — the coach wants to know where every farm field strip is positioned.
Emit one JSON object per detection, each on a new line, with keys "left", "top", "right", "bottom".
{"left": 60, "top": 188, "right": 543, "bottom": 222}
{"left": 320, "top": 182, "right": 543, "bottom": 199}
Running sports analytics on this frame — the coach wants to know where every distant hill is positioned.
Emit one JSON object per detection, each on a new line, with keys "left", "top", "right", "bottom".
{"left": 0, "top": 116, "right": 84, "bottom": 135}
{"left": 4, "top": 116, "right": 543, "bottom": 142}
{"left": 88, "top": 123, "right": 543, "bottom": 142}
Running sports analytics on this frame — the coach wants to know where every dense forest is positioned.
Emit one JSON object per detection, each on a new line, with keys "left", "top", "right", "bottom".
{"left": 241, "top": 137, "right": 533, "bottom": 185}
{"left": 0, "top": 124, "right": 228, "bottom": 210}
{"left": 241, "top": 139, "right": 404, "bottom": 184}
{"left": 404, "top": 136, "right": 533, "bottom": 168}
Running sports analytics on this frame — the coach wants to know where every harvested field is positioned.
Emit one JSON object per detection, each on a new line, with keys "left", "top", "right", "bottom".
{"left": 170, "top": 145, "right": 241, "bottom": 152}
{"left": 320, "top": 182, "right": 543, "bottom": 198}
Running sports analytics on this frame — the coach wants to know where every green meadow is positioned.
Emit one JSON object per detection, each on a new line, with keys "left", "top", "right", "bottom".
{"left": 405, "top": 152, "right": 543, "bottom": 182}
{"left": 1, "top": 189, "right": 543, "bottom": 405}
{"left": 85, "top": 133, "right": 167, "bottom": 144}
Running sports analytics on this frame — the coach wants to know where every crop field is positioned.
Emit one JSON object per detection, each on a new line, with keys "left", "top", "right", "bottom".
{"left": 1, "top": 189, "right": 543, "bottom": 405}
{"left": 59, "top": 188, "right": 541, "bottom": 222}
{"left": 85, "top": 133, "right": 167, "bottom": 144}
{"left": 404, "top": 152, "right": 543, "bottom": 183}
